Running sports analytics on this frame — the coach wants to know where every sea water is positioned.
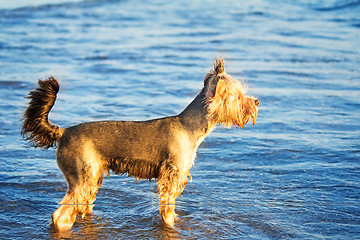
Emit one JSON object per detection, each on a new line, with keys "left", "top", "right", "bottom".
{"left": 0, "top": 0, "right": 359, "bottom": 239}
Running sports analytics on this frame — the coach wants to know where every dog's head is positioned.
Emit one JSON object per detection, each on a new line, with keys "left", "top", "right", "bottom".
{"left": 203, "top": 58, "right": 259, "bottom": 128}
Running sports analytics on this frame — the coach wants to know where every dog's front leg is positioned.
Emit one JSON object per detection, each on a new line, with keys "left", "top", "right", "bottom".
{"left": 157, "top": 164, "right": 189, "bottom": 227}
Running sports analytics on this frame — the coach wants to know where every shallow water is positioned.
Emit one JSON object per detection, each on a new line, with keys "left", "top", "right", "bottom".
{"left": 0, "top": 0, "right": 359, "bottom": 239}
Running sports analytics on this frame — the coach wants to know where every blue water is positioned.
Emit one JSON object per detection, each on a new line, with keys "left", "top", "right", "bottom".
{"left": 0, "top": 0, "right": 359, "bottom": 239}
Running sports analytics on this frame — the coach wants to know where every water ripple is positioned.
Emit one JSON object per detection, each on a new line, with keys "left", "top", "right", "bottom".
{"left": 0, "top": 0, "right": 359, "bottom": 239}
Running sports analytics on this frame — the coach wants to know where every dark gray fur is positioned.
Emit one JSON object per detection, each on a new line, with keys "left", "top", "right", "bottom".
{"left": 56, "top": 89, "right": 210, "bottom": 187}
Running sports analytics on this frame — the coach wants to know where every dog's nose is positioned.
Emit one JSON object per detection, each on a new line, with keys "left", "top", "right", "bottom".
{"left": 254, "top": 99, "right": 259, "bottom": 106}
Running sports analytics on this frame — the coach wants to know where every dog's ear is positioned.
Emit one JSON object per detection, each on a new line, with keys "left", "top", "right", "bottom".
{"left": 204, "top": 58, "right": 226, "bottom": 99}
{"left": 214, "top": 79, "right": 227, "bottom": 99}
{"left": 205, "top": 78, "right": 227, "bottom": 100}
{"left": 205, "top": 81, "right": 216, "bottom": 99}
{"left": 214, "top": 57, "right": 225, "bottom": 75}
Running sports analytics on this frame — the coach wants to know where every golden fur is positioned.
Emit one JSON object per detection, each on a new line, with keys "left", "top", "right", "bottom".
{"left": 204, "top": 58, "right": 258, "bottom": 128}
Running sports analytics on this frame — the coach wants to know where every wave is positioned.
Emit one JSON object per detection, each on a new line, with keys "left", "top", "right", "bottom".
{"left": 314, "top": 0, "right": 360, "bottom": 11}
{"left": 0, "top": 0, "right": 123, "bottom": 11}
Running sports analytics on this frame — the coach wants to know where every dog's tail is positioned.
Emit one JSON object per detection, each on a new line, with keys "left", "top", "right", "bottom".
{"left": 22, "top": 77, "right": 64, "bottom": 149}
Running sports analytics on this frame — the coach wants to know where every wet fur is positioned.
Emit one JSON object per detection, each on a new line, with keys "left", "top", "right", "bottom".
{"left": 22, "top": 58, "right": 259, "bottom": 231}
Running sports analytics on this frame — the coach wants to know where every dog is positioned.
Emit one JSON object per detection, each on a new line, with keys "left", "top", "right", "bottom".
{"left": 22, "top": 58, "right": 259, "bottom": 231}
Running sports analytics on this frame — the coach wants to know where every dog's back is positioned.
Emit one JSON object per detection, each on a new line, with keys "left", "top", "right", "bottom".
{"left": 57, "top": 117, "right": 189, "bottom": 180}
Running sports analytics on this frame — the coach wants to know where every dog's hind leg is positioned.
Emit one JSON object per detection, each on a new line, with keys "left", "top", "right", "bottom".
{"left": 52, "top": 171, "right": 104, "bottom": 231}
{"left": 52, "top": 145, "right": 105, "bottom": 231}
{"left": 51, "top": 189, "right": 83, "bottom": 232}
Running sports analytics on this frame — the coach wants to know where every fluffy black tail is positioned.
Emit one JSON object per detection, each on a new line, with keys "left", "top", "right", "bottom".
{"left": 22, "top": 77, "right": 64, "bottom": 149}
